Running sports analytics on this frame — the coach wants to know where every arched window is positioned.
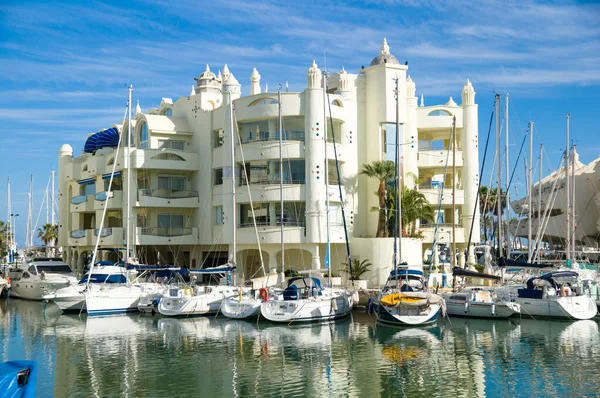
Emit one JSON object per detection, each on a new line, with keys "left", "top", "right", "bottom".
{"left": 139, "top": 122, "right": 148, "bottom": 149}
{"left": 161, "top": 108, "right": 173, "bottom": 116}
{"left": 427, "top": 109, "right": 452, "bottom": 117}
{"left": 248, "top": 98, "right": 279, "bottom": 106}
{"left": 107, "top": 157, "right": 114, "bottom": 166}
{"left": 331, "top": 99, "right": 343, "bottom": 107}
{"left": 82, "top": 165, "right": 88, "bottom": 172}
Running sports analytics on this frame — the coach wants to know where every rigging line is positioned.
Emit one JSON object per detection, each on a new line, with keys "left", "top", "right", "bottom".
{"left": 232, "top": 104, "right": 266, "bottom": 278}
{"left": 326, "top": 84, "right": 352, "bottom": 275}
{"left": 466, "top": 107, "right": 495, "bottom": 265}
{"left": 86, "top": 90, "right": 129, "bottom": 286}
{"left": 506, "top": 133, "right": 527, "bottom": 194}
{"left": 32, "top": 174, "right": 52, "bottom": 242}
{"left": 427, "top": 122, "right": 453, "bottom": 276}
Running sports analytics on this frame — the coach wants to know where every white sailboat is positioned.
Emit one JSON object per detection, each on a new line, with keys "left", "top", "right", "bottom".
{"left": 259, "top": 70, "right": 354, "bottom": 323}
{"left": 376, "top": 77, "right": 445, "bottom": 327}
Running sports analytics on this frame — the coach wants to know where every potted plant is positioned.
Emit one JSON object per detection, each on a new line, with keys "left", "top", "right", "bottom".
{"left": 342, "top": 259, "right": 372, "bottom": 290}
{"left": 322, "top": 271, "right": 342, "bottom": 286}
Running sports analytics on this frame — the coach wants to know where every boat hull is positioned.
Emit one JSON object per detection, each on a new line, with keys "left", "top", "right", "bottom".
{"left": 445, "top": 301, "right": 519, "bottom": 318}
{"left": 377, "top": 303, "right": 442, "bottom": 326}
{"left": 10, "top": 279, "right": 74, "bottom": 301}
{"left": 221, "top": 298, "right": 261, "bottom": 319}
{"left": 84, "top": 285, "right": 144, "bottom": 315}
{"left": 158, "top": 286, "right": 242, "bottom": 317}
{"left": 260, "top": 293, "right": 353, "bottom": 323}
{"left": 517, "top": 295, "right": 597, "bottom": 320}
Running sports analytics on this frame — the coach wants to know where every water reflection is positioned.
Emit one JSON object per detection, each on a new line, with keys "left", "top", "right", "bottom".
{"left": 1, "top": 299, "right": 600, "bottom": 397}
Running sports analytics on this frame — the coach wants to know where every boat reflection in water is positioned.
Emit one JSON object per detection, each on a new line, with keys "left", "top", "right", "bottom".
{"left": 2, "top": 299, "right": 600, "bottom": 397}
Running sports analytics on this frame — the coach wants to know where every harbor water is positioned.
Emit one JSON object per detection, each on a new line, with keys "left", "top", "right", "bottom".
{"left": 1, "top": 299, "right": 599, "bottom": 397}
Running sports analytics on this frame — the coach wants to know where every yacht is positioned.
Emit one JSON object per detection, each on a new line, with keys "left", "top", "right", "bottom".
{"left": 375, "top": 266, "right": 446, "bottom": 326}
{"left": 157, "top": 265, "right": 243, "bottom": 317}
{"left": 42, "top": 261, "right": 127, "bottom": 312}
{"left": 495, "top": 271, "right": 597, "bottom": 320}
{"left": 443, "top": 267, "right": 520, "bottom": 318}
{"left": 259, "top": 276, "right": 354, "bottom": 323}
{"left": 8, "top": 258, "right": 78, "bottom": 300}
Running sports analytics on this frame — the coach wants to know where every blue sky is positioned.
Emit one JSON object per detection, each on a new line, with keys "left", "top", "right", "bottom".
{"left": 1, "top": 0, "right": 599, "bottom": 247}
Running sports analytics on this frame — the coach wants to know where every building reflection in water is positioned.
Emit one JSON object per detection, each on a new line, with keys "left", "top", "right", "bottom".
{"left": 1, "top": 299, "right": 599, "bottom": 397}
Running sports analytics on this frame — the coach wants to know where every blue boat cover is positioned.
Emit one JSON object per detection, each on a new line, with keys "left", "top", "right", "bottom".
{"left": 0, "top": 361, "right": 37, "bottom": 398}
{"left": 84, "top": 127, "right": 120, "bottom": 153}
{"left": 287, "top": 277, "right": 322, "bottom": 290}
{"left": 498, "top": 257, "right": 555, "bottom": 269}
{"left": 189, "top": 265, "right": 236, "bottom": 274}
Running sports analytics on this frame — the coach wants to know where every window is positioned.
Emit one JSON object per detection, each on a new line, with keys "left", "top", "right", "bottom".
{"left": 428, "top": 109, "right": 452, "bottom": 117}
{"left": 161, "top": 108, "right": 173, "bottom": 116}
{"left": 327, "top": 159, "right": 340, "bottom": 185}
{"left": 104, "top": 177, "right": 122, "bottom": 191}
{"left": 107, "top": 157, "right": 114, "bottom": 166}
{"left": 213, "top": 129, "right": 224, "bottom": 148}
{"left": 238, "top": 120, "right": 270, "bottom": 143}
{"left": 158, "top": 176, "right": 186, "bottom": 192}
{"left": 139, "top": 122, "right": 148, "bottom": 149}
{"left": 240, "top": 202, "right": 306, "bottom": 227}
{"left": 137, "top": 175, "right": 149, "bottom": 190}
{"left": 158, "top": 139, "right": 185, "bottom": 150}
{"left": 241, "top": 160, "right": 305, "bottom": 185}
{"left": 81, "top": 182, "right": 96, "bottom": 196}
{"left": 325, "top": 118, "right": 342, "bottom": 143}
{"left": 381, "top": 123, "right": 405, "bottom": 162}
{"left": 213, "top": 168, "right": 223, "bottom": 185}
{"left": 158, "top": 214, "right": 184, "bottom": 228}
{"left": 106, "top": 210, "right": 122, "bottom": 227}
{"left": 214, "top": 206, "right": 223, "bottom": 225}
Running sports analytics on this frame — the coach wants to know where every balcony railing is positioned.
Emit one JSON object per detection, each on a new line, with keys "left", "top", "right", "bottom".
{"left": 70, "top": 229, "right": 86, "bottom": 239}
{"left": 241, "top": 179, "right": 305, "bottom": 186}
{"left": 94, "top": 227, "right": 113, "bottom": 237}
{"left": 71, "top": 195, "right": 89, "bottom": 204}
{"left": 139, "top": 189, "right": 199, "bottom": 199}
{"left": 419, "top": 183, "right": 463, "bottom": 190}
{"left": 239, "top": 221, "right": 306, "bottom": 228}
{"left": 240, "top": 131, "right": 306, "bottom": 144}
{"left": 141, "top": 227, "right": 193, "bottom": 237}
{"left": 95, "top": 191, "right": 116, "bottom": 201}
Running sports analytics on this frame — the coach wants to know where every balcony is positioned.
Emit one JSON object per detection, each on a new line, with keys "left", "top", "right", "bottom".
{"left": 93, "top": 227, "right": 124, "bottom": 246}
{"left": 136, "top": 226, "right": 198, "bottom": 245}
{"left": 70, "top": 195, "right": 95, "bottom": 212}
{"left": 137, "top": 189, "right": 199, "bottom": 208}
{"left": 131, "top": 149, "right": 199, "bottom": 171}
{"left": 419, "top": 184, "right": 464, "bottom": 205}
{"left": 235, "top": 223, "right": 306, "bottom": 245}
{"left": 417, "top": 149, "right": 463, "bottom": 168}
{"left": 94, "top": 190, "right": 123, "bottom": 210}
{"left": 68, "top": 229, "right": 93, "bottom": 246}
{"left": 420, "top": 225, "right": 465, "bottom": 244}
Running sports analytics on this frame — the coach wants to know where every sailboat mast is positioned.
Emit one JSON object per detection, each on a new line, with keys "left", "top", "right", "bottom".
{"left": 229, "top": 92, "right": 237, "bottom": 270}
{"left": 527, "top": 121, "right": 533, "bottom": 262}
{"left": 278, "top": 88, "right": 284, "bottom": 276}
{"left": 565, "top": 114, "right": 570, "bottom": 262}
{"left": 451, "top": 116, "right": 457, "bottom": 270}
{"left": 571, "top": 144, "right": 576, "bottom": 257}
{"left": 28, "top": 174, "right": 33, "bottom": 248}
{"left": 126, "top": 85, "right": 132, "bottom": 260}
{"left": 495, "top": 94, "right": 502, "bottom": 258}
{"left": 504, "top": 93, "right": 510, "bottom": 251}
{"left": 51, "top": 170, "right": 55, "bottom": 225}
{"left": 6, "top": 178, "right": 10, "bottom": 261}
{"left": 537, "top": 144, "right": 543, "bottom": 262}
{"left": 323, "top": 71, "right": 331, "bottom": 286}
{"left": 395, "top": 77, "right": 402, "bottom": 267}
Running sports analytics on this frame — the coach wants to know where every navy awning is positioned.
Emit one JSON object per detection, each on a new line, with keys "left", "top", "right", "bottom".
{"left": 84, "top": 127, "right": 121, "bottom": 153}
{"left": 102, "top": 171, "right": 122, "bottom": 180}
{"left": 77, "top": 178, "right": 95, "bottom": 185}
{"left": 84, "top": 133, "right": 100, "bottom": 153}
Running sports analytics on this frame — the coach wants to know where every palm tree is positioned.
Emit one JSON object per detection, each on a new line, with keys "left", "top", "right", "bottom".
{"left": 384, "top": 187, "right": 434, "bottom": 238}
{"left": 0, "top": 220, "right": 11, "bottom": 259}
{"left": 360, "top": 160, "right": 395, "bottom": 237}
{"left": 37, "top": 224, "right": 58, "bottom": 256}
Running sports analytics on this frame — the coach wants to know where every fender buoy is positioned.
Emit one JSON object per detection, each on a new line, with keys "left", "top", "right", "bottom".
{"left": 259, "top": 288, "right": 269, "bottom": 302}
{"left": 184, "top": 286, "right": 194, "bottom": 296}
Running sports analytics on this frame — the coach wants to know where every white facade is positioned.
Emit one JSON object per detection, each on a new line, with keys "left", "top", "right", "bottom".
{"left": 57, "top": 39, "right": 480, "bottom": 286}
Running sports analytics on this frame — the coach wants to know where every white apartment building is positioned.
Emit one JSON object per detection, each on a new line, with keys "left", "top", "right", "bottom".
{"left": 57, "top": 39, "right": 480, "bottom": 286}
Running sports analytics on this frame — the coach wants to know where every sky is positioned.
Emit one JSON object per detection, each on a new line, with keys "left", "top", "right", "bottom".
{"left": 0, "top": 0, "right": 599, "bottom": 247}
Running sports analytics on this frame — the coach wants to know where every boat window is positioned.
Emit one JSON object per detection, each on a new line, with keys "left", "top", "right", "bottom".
{"left": 37, "top": 264, "right": 72, "bottom": 274}
{"left": 449, "top": 295, "right": 467, "bottom": 302}
{"left": 27, "top": 266, "right": 37, "bottom": 275}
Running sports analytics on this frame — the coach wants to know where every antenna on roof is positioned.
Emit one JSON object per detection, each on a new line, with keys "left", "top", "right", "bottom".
{"left": 285, "top": 80, "right": 289, "bottom": 92}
